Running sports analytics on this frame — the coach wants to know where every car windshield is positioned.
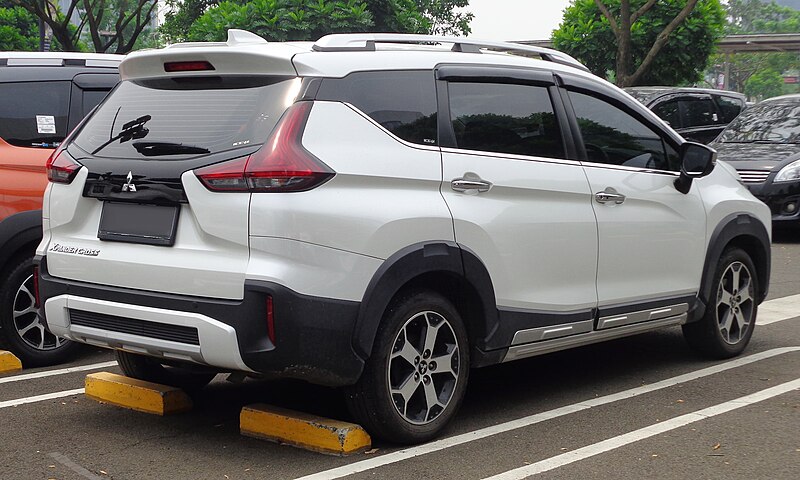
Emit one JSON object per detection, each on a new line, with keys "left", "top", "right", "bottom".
{"left": 718, "top": 100, "right": 800, "bottom": 144}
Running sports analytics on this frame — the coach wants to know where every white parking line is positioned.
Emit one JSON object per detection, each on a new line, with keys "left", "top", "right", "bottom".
{"left": 0, "top": 388, "right": 85, "bottom": 409}
{"left": 295, "top": 346, "right": 800, "bottom": 480}
{"left": 757, "top": 293, "right": 800, "bottom": 325}
{"left": 483, "top": 377, "right": 800, "bottom": 479}
{"left": 0, "top": 361, "right": 117, "bottom": 384}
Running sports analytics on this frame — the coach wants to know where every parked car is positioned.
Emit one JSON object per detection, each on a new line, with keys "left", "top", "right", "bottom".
{"left": 0, "top": 52, "right": 121, "bottom": 366}
{"left": 710, "top": 93, "right": 800, "bottom": 225}
{"left": 625, "top": 87, "right": 747, "bottom": 144}
{"left": 36, "top": 31, "right": 771, "bottom": 443}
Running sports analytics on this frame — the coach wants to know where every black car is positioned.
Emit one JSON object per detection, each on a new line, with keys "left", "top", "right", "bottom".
{"left": 710, "top": 94, "right": 800, "bottom": 224}
{"left": 626, "top": 87, "right": 747, "bottom": 144}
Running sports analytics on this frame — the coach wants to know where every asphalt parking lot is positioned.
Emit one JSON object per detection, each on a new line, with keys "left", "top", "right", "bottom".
{"left": 2, "top": 231, "right": 799, "bottom": 480}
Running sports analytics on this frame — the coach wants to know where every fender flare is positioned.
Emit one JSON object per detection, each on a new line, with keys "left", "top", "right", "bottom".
{"left": 691, "top": 213, "right": 770, "bottom": 322}
{"left": 0, "top": 210, "right": 42, "bottom": 274}
{"left": 352, "top": 241, "right": 498, "bottom": 359}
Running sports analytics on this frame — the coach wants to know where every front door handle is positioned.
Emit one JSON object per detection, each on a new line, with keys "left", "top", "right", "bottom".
{"left": 595, "top": 187, "right": 626, "bottom": 205}
{"left": 451, "top": 174, "right": 492, "bottom": 194}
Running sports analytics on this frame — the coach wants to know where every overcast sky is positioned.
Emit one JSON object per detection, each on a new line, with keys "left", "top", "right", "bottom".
{"left": 466, "top": 0, "right": 573, "bottom": 41}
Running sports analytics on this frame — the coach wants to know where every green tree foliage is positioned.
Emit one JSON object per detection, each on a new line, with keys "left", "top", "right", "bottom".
{"left": 0, "top": 6, "right": 37, "bottom": 51}
{"left": 744, "top": 68, "right": 784, "bottom": 100}
{"left": 163, "top": 0, "right": 473, "bottom": 44}
{"left": 187, "top": 0, "right": 374, "bottom": 42}
{"left": 13, "top": 0, "right": 156, "bottom": 53}
{"left": 552, "top": 0, "right": 725, "bottom": 87}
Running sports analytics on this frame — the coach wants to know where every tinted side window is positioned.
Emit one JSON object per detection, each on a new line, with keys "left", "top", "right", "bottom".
{"left": 569, "top": 91, "right": 678, "bottom": 171}
{"left": 0, "top": 81, "right": 70, "bottom": 148}
{"left": 81, "top": 89, "right": 111, "bottom": 117}
{"left": 652, "top": 100, "right": 681, "bottom": 128}
{"left": 714, "top": 94, "right": 744, "bottom": 123}
{"left": 317, "top": 71, "right": 437, "bottom": 146}
{"left": 448, "top": 82, "right": 564, "bottom": 159}
{"left": 678, "top": 97, "right": 716, "bottom": 127}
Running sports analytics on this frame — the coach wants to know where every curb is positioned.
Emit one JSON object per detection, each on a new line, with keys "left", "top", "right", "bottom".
{"left": 85, "top": 371, "right": 192, "bottom": 415}
{"left": 241, "top": 404, "right": 371, "bottom": 456}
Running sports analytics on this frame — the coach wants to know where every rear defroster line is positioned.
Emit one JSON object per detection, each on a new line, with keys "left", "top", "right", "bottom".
{"left": 294, "top": 346, "right": 800, "bottom": 480}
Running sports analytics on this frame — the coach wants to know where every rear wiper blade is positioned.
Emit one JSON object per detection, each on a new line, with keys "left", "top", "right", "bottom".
{"left": 132, "top": 141, "right": 210, "bottom": 157}
{"left": 92, "top": 114, "right": 152, "bottom": 155}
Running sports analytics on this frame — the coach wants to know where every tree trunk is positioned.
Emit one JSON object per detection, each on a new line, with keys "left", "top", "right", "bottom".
{"left": 616, "top": 0, "right": 632, "bottom": 86}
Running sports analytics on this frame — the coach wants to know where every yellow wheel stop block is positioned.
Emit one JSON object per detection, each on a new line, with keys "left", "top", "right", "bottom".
{"left": 240, "top": 404, "right": 372, "bottom": 456}
{"left": 85, "top": 371, "right": 192, "bottom": 415}
{"left": 0, "top": 350, "right": 22, "bottom": 374}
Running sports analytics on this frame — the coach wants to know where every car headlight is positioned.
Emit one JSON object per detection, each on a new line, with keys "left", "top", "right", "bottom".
{"left": 775, "top": 159, "right": 800, "bottom": 182}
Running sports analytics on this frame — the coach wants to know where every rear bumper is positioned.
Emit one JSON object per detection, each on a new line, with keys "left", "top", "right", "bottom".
{"left": 37, "top": 257, "right": 365, "bottom": 386}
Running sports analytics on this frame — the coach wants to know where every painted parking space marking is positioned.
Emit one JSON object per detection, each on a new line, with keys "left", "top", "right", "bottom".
{"left": 0, "top": 361, "right": 117, "bottom": 385}
{"left": 0, "top": 388, "right": 84, "bottom": 409}
{"left": 295, "top": 346, "right": 800, "bottom": 480}
{"left": 482, "top": 377, "right": 800, "bottom": 479}
{"left": 757, "top": 293, "right": 800, "bottom": 325}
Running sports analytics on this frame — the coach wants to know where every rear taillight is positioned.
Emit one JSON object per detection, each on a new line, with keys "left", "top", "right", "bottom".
{"left": 46, "top": 149, "right": 82, "bottom": 184}
{"left": 33, "top": 265, "right": 40, "bottom": 308}
{"left": 195, "top": 102, "right": 334, "bottom": 193}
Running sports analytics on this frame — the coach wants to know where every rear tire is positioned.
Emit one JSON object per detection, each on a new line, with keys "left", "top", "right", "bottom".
{"left": 345, "top": 290, "right": 469, "bottom": 444}
{"left": 0, "top": 256, "right": 79, "bottom": 367}
{"left": 683, "top": 247, "right": 758, "bottom": 359}
{"left": 116, "top": 350, "right": 216, "bottom": 391}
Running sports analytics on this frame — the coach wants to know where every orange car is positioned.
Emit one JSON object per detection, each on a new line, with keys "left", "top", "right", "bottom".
{"left": 0, "top": 52, "right": 120, "bottom": 366}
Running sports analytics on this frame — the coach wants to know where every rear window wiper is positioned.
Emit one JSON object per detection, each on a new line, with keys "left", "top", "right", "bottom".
{"left": 132, "top": 141, "right": 210, "bottom": 157}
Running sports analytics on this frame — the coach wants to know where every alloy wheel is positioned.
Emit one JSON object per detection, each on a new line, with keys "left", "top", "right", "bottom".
{"left": 12, "top": 274, "right": 65, "bottom": 351}
{"left": 387, "top": 310, "right": 461, "bottom": 425}
{"left": 716, "top": 261, "right": 754, "bottom": 345}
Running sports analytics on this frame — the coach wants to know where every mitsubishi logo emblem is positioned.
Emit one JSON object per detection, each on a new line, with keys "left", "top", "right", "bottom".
{"left": 122, "top": 171, "right": 137, "bottom": 192}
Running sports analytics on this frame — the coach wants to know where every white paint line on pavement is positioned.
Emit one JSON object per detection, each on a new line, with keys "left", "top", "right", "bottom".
{"left": 757, "top": 293, "right": 800, "bottom": 325}
{"left": 0, "top": 388, "right": 85, "bottom": 409}
{"left": 0, "top": 361, "right": 117, "bottom": 384}
{"left": 295, "top": 346, "right": 800, "bottom": 480}
{"left": 483, "top": 377, "right": 800, "bottom": 479}
{"left": 49, "top": 452, "right": 104, "bottom": 480}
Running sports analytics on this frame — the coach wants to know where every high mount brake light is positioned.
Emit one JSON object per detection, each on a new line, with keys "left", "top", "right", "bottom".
{"left": 164, "top": 61, "right": 215, "bottom": 72}
{"left": 195, "top": 102, "right": 334, "bottom": 193}
{"left": 46, "top": 148, "right": 82, "bottom": 184}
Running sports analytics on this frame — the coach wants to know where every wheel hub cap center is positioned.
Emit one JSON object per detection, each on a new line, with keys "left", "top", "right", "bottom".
{"left": 418, "top": 361, "right": 428, "bottom": 375}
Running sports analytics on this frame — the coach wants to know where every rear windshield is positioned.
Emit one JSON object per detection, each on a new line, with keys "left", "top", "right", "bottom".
{"left": 72, "top": 76, "right": 297, "bottom": 159}
{"left": 718, "top": 101, "right": 800, "bottom": 144}
{"left": 0, "top": 81, "right": 70, "bottom": 148}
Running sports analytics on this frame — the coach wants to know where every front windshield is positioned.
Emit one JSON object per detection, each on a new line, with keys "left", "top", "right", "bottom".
{"left": 718, "top": 101, "right": 800, "bottom": 144}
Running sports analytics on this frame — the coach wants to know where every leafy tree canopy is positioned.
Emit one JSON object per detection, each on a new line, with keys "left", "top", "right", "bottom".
{"left": 0, "top": 6, "right": 37, "bottom": 51}
{"left": 552, "top": 0, "right": 725, "bottom": 87}
{"left": 744, "top": 68, "right": 784, "bottom": 100}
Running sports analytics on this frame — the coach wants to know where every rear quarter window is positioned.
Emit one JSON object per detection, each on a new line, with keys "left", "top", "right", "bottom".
{"left": 316, "top": 70, "right": 438, "bottom": 146}
{"left": 0, "top": 81, "right": 70, "bottom": 148}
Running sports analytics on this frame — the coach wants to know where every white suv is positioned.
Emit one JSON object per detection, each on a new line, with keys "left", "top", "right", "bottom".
{"left": 36, "top": 31, "right": 771, "bottom": 443}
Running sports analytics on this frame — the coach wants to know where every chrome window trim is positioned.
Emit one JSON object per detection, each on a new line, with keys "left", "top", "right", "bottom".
{"left": 579, "top": 160, "right": 681, "bottom": 177}
{"left": 440, "top": 146, "right": 582, "bottom": 166}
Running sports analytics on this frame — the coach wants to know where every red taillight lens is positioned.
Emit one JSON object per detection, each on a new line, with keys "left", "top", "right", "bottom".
{"left": 33, "top": 265, "right": 40, "bottom": 308}
{"left": 46, "top": 149, "right": 82, "bottom": 184}
{"left": 266, "top": 295, "right": 275, "bottom": 345}
{"left": 194, "top": 102, "right": 334, "bottom": 193}
{"left": 164, "top": 61, "right": 215, "bottom": 72}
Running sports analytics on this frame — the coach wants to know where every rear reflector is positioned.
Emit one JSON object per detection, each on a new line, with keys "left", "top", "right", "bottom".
{"left": 194, "top": 101, "right": 334, "bottom": 193}
{"left": 164, "top": 61, "right": 215, "bottom": 72}
{"left": 266, "top": 296, "right": 275, "bottom": 345}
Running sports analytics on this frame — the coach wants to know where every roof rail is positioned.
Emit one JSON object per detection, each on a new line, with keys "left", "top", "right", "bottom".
{"left": 312, "top": 33, "right": 589, "bottom": 72}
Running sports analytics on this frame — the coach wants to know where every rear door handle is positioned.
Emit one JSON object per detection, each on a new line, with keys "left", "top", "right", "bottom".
{"left": 595, "top": 187, "right": 626, "bottom": 205}
{"left": 451, "top": 174, "right": 492, "bottom": 194}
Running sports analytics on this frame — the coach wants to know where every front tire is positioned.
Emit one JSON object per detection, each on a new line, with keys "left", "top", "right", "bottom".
{"left": 345, "top": 290, "right": 469, "bottom": 444}
{"left": 116, "top": 350, "right": 216, "bottom": 390}
{"left": 0, "top": 257, "right": 79, "bottom": 367}
{"left": 683, "top": 247, "right": 758, "bottom": 359}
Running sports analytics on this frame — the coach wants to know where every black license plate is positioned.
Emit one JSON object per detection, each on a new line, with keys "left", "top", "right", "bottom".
{"left": 98, "top": 202, "right": 180, "bottom": 246}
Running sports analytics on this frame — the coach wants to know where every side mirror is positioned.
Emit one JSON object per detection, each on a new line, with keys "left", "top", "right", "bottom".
{"left": 675, "top": 142, "right": 716, "bottom": 194}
